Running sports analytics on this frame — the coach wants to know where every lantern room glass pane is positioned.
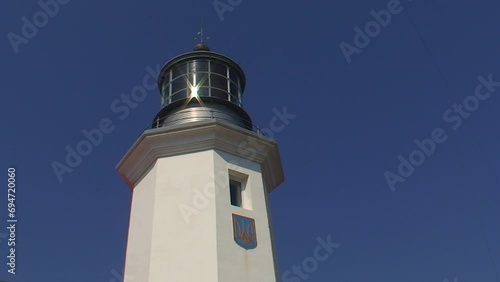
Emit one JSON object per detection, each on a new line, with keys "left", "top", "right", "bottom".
{"left": 210, "top": 74, "right": 227, "bottom": 91}
{"left": 172, "top": 63, "right": 187, "bottom": 77}
{"left": 189, "top": 60, "right": 208, "bottom": 72}
{"left": 195, "top": 73, "right": 209, "bottom": 87}
{"left": 198, "top": 87, "right": 209, "bottom": 97}
{"left": 171, "top": 90, "right": 187, "bottom": 102}
{"left": 162, "top": 82, "right": 169, "bottom": 94}
{"left": 210, "top": 62, "right": 227, "bottom": 76}
{"left": 229, "top": 82, "right": 239, "bottom": 95}
{"left": 211, "top": 88, "right": 228, "bottom": 100}
{"left": 228, "top": 93, "right": 240, "bottom": 104}
{"left": 229, "top": 70, "right": 238, "bottom": 84}
{"left": 161, "top": 70, "right": 171, "bottom": 86}
{"left": 171, "top": 77, "right": 187, "bottom": 94}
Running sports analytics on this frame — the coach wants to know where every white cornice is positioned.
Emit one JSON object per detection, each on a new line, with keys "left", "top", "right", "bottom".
{"left": 116, "top": 120, "right": 284, "bottom": 193}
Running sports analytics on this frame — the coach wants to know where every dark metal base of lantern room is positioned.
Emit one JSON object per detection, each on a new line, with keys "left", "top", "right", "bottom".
{"left": 152, "top": 98, "right": 253, "bottom": 131}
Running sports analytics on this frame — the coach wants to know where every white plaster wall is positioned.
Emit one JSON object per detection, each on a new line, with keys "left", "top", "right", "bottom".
{"left": 124, "top": 149, "right": 277, "bottom": 282}
{"left": 214, "top": 150, "right": 278, "bottom": 282}
{"left": 123, "top": 162, "right": 157, "bottom": 282}
{"left": 150, "top": 150, "right": 218, "bottom": 281}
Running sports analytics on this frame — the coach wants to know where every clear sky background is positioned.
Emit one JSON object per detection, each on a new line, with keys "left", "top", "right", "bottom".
{"left": 1, "top": 0, "right": 500, "bottom": 281}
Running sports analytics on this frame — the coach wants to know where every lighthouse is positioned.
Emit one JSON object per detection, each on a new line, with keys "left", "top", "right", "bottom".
{"left": 116, "top": 41, "right": 284, "bottom": 282}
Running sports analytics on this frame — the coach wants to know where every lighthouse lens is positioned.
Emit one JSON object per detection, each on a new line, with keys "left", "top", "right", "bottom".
{"left": 190, "top": 86, "right": 199, "bottom": 97}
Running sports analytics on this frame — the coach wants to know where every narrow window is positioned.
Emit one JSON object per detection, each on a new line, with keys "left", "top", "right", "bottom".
{"left": 230, "top": 179, "right": 242, "bottom": 207}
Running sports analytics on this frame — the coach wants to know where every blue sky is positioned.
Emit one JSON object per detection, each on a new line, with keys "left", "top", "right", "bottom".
{"left": 1, "top": 0, "right": 500, "bottom": 281}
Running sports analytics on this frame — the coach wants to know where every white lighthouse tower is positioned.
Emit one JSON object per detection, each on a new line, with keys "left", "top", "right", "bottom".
{"left": 116, "top": 42, "right": 284, "bottom": 282}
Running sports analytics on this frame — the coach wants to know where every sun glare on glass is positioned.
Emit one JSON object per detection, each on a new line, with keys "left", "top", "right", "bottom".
{"left": 190, "top": 85, "right": 199, "bottom": 97}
